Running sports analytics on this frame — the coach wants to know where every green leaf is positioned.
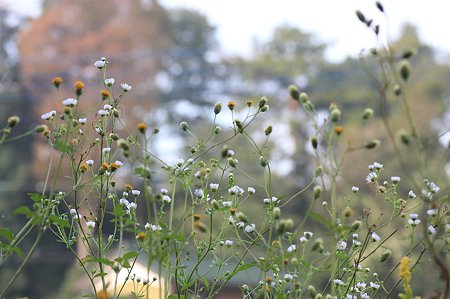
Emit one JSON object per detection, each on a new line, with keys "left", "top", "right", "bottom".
{"left": 122, "top": 251, "right": 138, "bottom": 260}
{"left": 49, "top": 214, "right": 70, "bottom": 227}
{"left": 309, "top": 211, "right": 330, "bottom": 227}
{"left": 28, "top": 192, "right": 45, "bottom": 202}
{"left": 232, "top": 262, "right": 257, "bottom": 275}
{"left": 13, "top": 206, "right": 33, "bottom": 218}
{"left": 54, "top": 139, "right": 75, "bottom": 154}
{"left": 0, "top": 227, "right": 14, "bottom": 241}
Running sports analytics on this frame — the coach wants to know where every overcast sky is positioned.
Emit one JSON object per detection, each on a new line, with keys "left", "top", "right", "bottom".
{"left": 3, "top": 0, "right": 450, "bottom": 62}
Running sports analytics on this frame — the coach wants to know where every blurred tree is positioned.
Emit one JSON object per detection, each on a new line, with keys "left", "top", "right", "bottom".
{"left": 159, "top": 8, "right": 216, "bottom": 107}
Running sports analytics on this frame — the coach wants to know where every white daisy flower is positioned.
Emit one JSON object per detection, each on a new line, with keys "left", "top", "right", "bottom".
{"left": 105, "top": 78, "right": 115, "bottom": 86}
{"left": 287, "top": 244, "right": 296, "bottom": 252}
{"left": 121, "top": 83, "right": 132, "bottom": 92}
{"left": 244, "top": 223, "right": 255, "bottom": 233}
{"left": 63, "top": 98, "right": 77, "bottom": 107}
{"left": 41, "top": 110, "right": 56, "bottom": 120}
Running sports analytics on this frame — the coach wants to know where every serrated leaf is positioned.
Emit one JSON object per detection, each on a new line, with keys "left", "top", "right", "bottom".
{"left": 13, "top": 206, "right": 33, "bottom": 218}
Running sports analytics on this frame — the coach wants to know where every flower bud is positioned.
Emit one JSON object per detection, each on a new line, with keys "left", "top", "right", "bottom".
{"left": 303, "top": 100, "right": 315, "bottom": 113}
{"left": 380, "top": 249, "right": 392, "bottom": 262}
{"left": 308, "top": 285, "right": 317, "bottom": 297}
{"left": 393, "top": 84, "right": 401, "bottom": 96}
{"left": 334, "top": 126, "right": 344, "bottom": 136}
{"left": 228, "top": 157, "right": 237, "bottom": 168}
{"left": 259, "top": 96, "right": 268, "bottom": 108}
{"left": 237, "top": 212, "right": 248, "bottom": 223}
{"left": 355, "top": 10, "right": 366, "bottom": 24}
{"left": 343, "top": 206, "right": 353, "bottom": 218}
{"left": 52, "top": 76, "right": 62, "bottom": 88}
{"left": 137, "top": 122, "right": 147, "bottom": 134}
{"left": 264, "top": 125, "right": 272, "bottom": 136}
{"left": 214, "top": 126, "right": 221, "bottom": 134}
{"left": 117, "top": 138, "right": 130, "bottom": 151}
{"left": 313, "top": 185, "right": 322, "bottom": 200}
{"left": 364, "top": 139, "right": 380, "bottom": 149}
{"left": 227, "top": 101, "right": 236, "bottom": 110}
{"left": 288, "top": 85, "right": 300, "bottom": 101}
{"left": 214, "top": 102, "right": 222, "bottom": 114}
{"left": 180, "top": 121, "right": 189, "bottom": 131}
{"left": 109, "top": 133, "right": 119, "bottom": 141}
{"left": 362, "top": 108, "right": 374, "bottom": 120}
{"left": 7, "top": 116, "right": 20, "bottom": 128}
{"left": 34, "top": 124, "right": 48, "bottom": 133}
{"left": 351, "top": 220, "right": 362, "bottom": 232}
{"left": 259, "top": 156, "right": 268, "bottom": 167}
{"left": 311, "top": 135, "right": 318, "bottom": 149}
{"left": 399, "top": 60, "right": 410, "bottom": 81}
{"left": 211, "top": 199, "right": 219, "bottom": 209}
{"left": 402, "top": 48, "right": 417, "bottom": 59}
{"left": 74, "top": 80, "right": 84, "bottom": 96}
{"left": 330, "top": 108, "right": 341, "bottom": 123}
{"left": 375, "top": 1, "right": 384, "bottom": 12}
{"left": 272, "top": 207, "right": 281, "bottom": 220}
{"left": 315, "top": 166, "right": 323, "bottom": 176}
{"left": 260, "top": 105, "right": 269, "bottom": 112}
{"left": 300, "top": 92, "right": 308, "bottom": 103}
{"left": 234, "top": 120, "right": 243, "bottom": 133}
{"left": 397, "top": 129, "right": 410, "bottom": 146}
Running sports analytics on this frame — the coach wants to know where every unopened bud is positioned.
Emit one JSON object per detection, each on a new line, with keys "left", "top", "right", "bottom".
{"left": 259, "top": 96, "right": 268, "bottom": 108}
{"left": 313, "top": 185, "right": 322, "bottom": 200}
{"left": 393, "top": 84, "right": 401, "bottom": 96}
{"left": 109, "top": 133, "right": 119, "bottom": 141}
{"left": 402, "top": 48, "right": 417, "bottom": 59}
{"left": 308, "top": 285, "right": 317, "bottom": 297}
{"left": 265, "top": 125, "right": 272, "bottom": 136}
{"left": 380, "top": 249, "right": 392, "bottom": 262}
{"left": 355, "top": 10, "right": 366, "bottom": 24}
{"left": 397, "top": 129, "right": 410, "bottom": 146}
{"left": 375, "top": 1, "right": 384, "bottom": 12}
{"left": 259, "top": 156, "right": 268, "bottom": 167}
{"left": 214, "top": 102, "right": 222, "bottom": 114}
{"left": 273, "top": 207, "right": 281, "bottom": 220}
{"left": 117, "top": 139, "right": 130, "bottom": 151}
{"left": 311, "top": 135, "right": 318, "bottom": 149}
{"left": 288, "top": 85, "right": 300, "bottom": 101}
{"left": 362, "top": 108, "right": 374, "bottom": 120}
{"left": 211, "top": 199, "right": 219, "bottom": 209}
{"left": 260, "top": 105, "right": 269, "bottom": 112}
{"left": 330, "top": 108, "right": 341, "bottom": 123}
{"left": 7, "top": 116, "right": 20, "bottom": 128}
{"left": 399, "top": 60, "right": 410, "bottom": 81}
{"left": 34, "top": 124, "right": 48, "bottom": 133}
{"left": 315, "top": 166, "right": 323, "bottom": 176}
{"left": 234, "top": 120, "right": 243, "bottom": 133}
{"left": 364, "top": 139, "right": 380, "bottom": 149}
{"left": 299, "top": 92, "right": 308, "bottom": 103}
{"left": 237, "top": 212, "right": 248, "bottom": 223}
{"left": 304, "top": 100, "right": 315, "bottom": 113}
{"left": 351, "top": 220, "right": 362, "bottom": 232}
{"left": 180, "top": 121, "right": 189, "bottom": 131}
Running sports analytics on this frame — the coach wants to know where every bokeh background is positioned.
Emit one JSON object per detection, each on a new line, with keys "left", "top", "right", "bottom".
{"left": 0, "top": 0, "right": 449, "bottom": 297}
